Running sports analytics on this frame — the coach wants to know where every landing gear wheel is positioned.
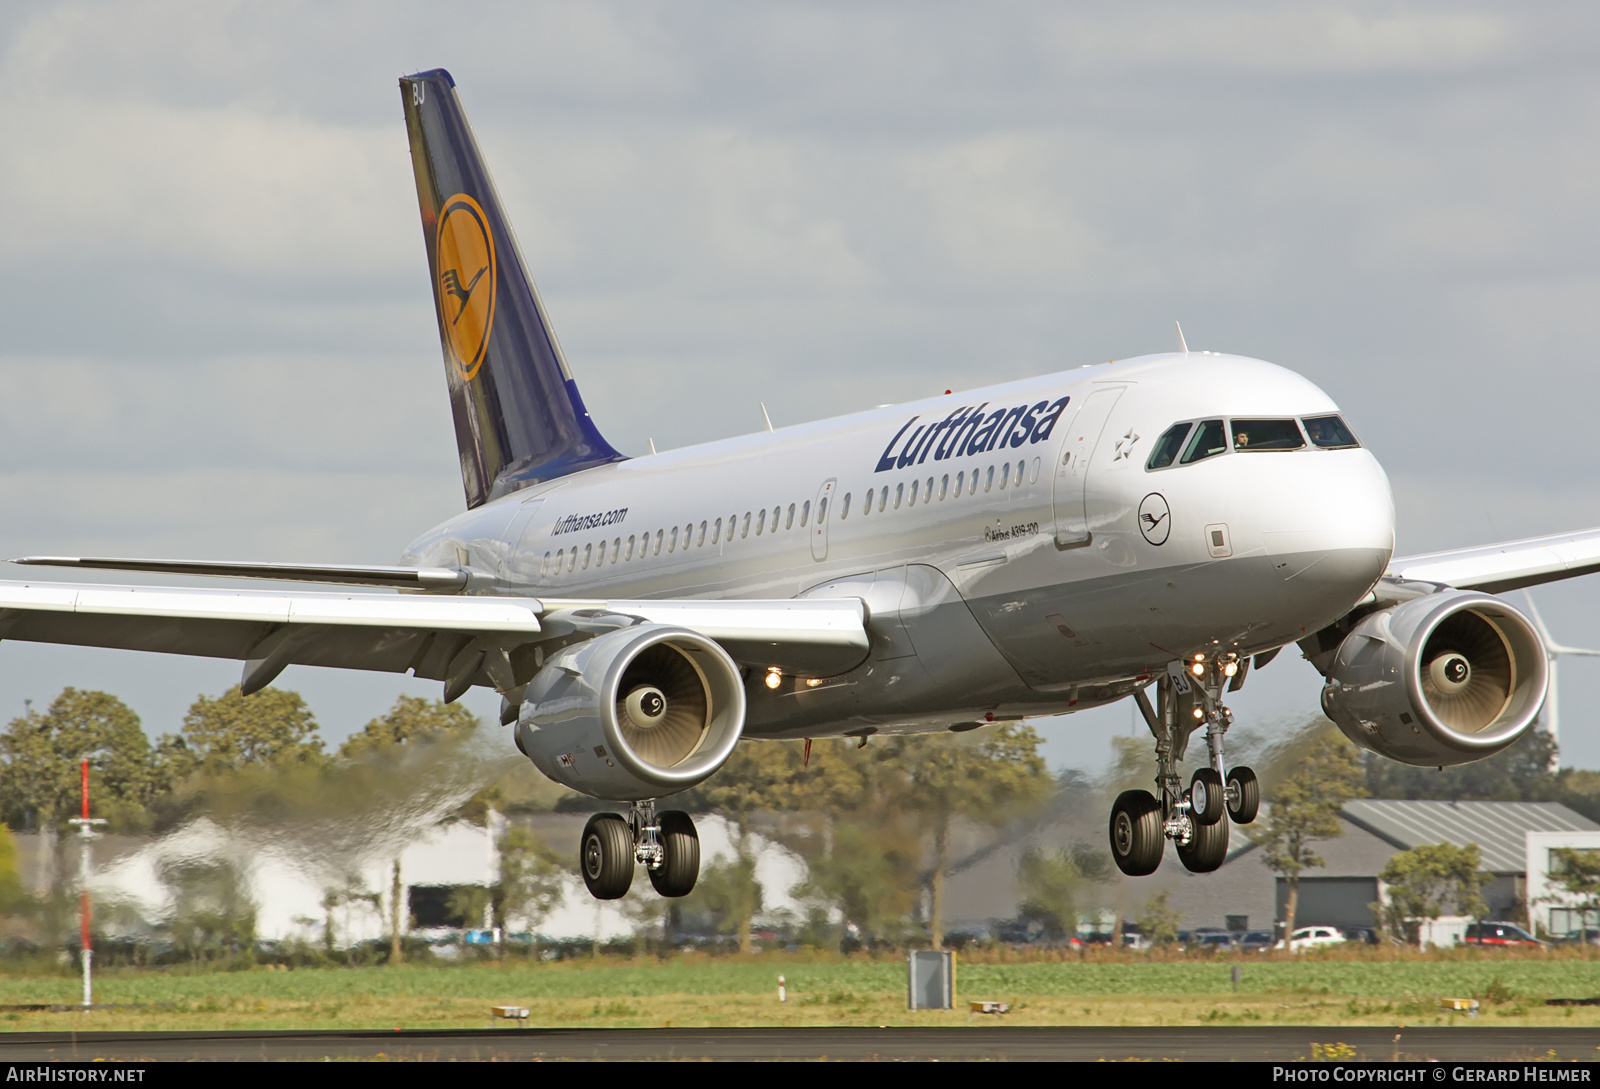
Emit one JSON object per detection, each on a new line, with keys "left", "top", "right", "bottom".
{"left": 648, "top": 810, "right": 700, "bottom": 897}
{"left": 581, "top": 813, "right": 634, "bottom": 900}
{"left": 1226, "top": 766, "right": 1260, "bottom": 825}
{"left": 1109, "top": 790, "right": 1164, "bottom": 876}
{"left": 1175, "top": 813, "right": 1229, "bottom": 873}
{"left": 1190, "top": 768, "right": 1225, "bottom": 825}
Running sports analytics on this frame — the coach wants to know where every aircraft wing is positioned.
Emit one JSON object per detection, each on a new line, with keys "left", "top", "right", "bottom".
{"left": 0, "top": 579, "right": 869, "bottom": 699}
{"left": 1386, "top": 527, "right": 1600, "bottom": 594}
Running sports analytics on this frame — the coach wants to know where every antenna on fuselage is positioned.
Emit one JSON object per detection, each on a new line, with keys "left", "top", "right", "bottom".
{"left": 648, "top": 438, "right": 657, "bottom": 455}
{"left": 1175, "top": 321, "right": 1190, "bottom": 355}
{"left": 760, "top": 403, "right": 774, "bottom": 432}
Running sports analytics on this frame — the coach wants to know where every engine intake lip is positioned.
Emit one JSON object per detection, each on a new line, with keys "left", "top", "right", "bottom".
{"left": 597, "top": 624, "right": 746, "bottom": 788}
{"left": 1402, "top": 592, "right": 1547, "bottom": 754}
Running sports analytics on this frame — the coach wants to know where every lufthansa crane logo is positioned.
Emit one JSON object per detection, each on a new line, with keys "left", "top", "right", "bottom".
{"left": 1138, "top": 492, "right": 1171, "bottom": 546}
{"left": 435, "top": 193, "right": 497, "bottom": 380}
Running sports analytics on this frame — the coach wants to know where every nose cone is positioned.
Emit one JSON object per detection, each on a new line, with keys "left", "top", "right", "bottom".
{"left": 1259, "top": 447, "right": 1395, "bottom": 624}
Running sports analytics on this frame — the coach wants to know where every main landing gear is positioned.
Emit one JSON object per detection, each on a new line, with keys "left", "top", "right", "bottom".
{"left": 581, "top": 801, "right": 701, "bottom": 900}
{"left": 1109, "top": 656, "right": 1261, "bottom": 877}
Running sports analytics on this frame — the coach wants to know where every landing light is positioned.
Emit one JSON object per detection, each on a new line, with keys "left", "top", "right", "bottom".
{"left": 1224, "top": 663, "right": 1237, "bottom": 678}
{"left": 805, "top": 678, "right": 824, "bottom": 688}
{"left": 765, "top": 669, "right": 783, "bottom": 690}
{"left": 1191, "top": 663, "right": 1204, "bottom": 677}
{"left": 1192, "top": 708, "right": 1204, "bottom": 719}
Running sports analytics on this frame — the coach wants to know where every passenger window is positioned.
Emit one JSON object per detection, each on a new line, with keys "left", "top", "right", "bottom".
{"left": 895, "top": 483, "right": 904, "bottom": 509}
{"left": 568, "top": 549, "right": 577, "bottom": 573}
{"left": 1146, "top": 422, "right": 1190, "bottom": 469}
{"left": 910, "top": 479, "right": 919, "bottom": 506}
{"left": 669, "top": 527, "right": 678, "bottom": 552}
{"left": 757, "top": 509, "right": 766, "bottom": 535}
{"left": 1015, "top": 460, "right": 1024, "bottom": 485}
{"left": 786, "top": 504, "right": 795, "bottom": 530}
{"left": 625, "top": 537, "right": 635, "bottom": 560}
{"left": 742, "top": 513, "right": 751, "bottom": 538}
{"left": 1000, "top": 462, "right": 1010, "bottom": 489}
{"left": 595, "top": 542, "right": 605, "bottom": 568}
{"left": 925, "top": 477, "right": 933, "bottom": 501}
{"left": 1302, "top": 414, "right": 1361, "bottom": 449}
{"left": 1232, "top": 419, "right": 1304, "bottom": 451}
{"left": 879, "top": 486, "right": 889, "bottom": 511}
{"left": 583, "top": 543, "right": 592, "bottom": 569}
{"left": 541, "top": 552, "right": 551, "bottom": 577}
{"left": 712, "top": 519, "right": 722, "bottom": 544}
{"left": 697, "top": 521, "right": 707, "bottom": 547}
{"left": 955, "top": 470, "right": 965, "bottom": 495}
{"left": 1029, "top": 457, "right": 1040, "bottom": 483}
{"left": 801, "top": 501, "right": 811, "bottom": 526}
{"left": 1180, "top": 419, "right": 1228, "bottom": 464}
{"left": 985, "top": 466, "right": 994, "bottom": 492}
{"left": 939, "top": 474, "right": 949, "bottom": 500}
{"left": 969, "top": 471, "right": 979, "bottom": 496}
{"left": 841, "top": 492, "right": 852, "bottom": 519}
{"left": 654, "top": 529, "right": 664, "bottom": 555}
{"left": 862, "top": 493, "right": 872, "bottom": 517}
{"left": 818, "top": 497, "right": 829, "bottom": 521}
{"left": 772, "top": 506, "right": 781, "bottom": 529}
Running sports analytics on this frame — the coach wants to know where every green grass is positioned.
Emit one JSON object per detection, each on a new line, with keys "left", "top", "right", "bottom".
{"left": 3, "top": 957, "right": 1599, "bottom": 1006}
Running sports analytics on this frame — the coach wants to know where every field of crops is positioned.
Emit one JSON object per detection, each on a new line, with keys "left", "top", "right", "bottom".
{"left": 2, "top": 951, "right": 1600, "bottom": 1031}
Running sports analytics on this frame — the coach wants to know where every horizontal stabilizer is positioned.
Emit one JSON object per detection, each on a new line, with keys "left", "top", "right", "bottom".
{"left": 13, "top": 556, "right": 468, "bottom": 590}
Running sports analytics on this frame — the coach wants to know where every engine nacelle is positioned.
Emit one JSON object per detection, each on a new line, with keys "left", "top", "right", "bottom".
{"left": 1321, "top": 590, "right": 1548, "bottom": 767}
{"left": 514, "top": 623, "right": 746, "bottom": 800}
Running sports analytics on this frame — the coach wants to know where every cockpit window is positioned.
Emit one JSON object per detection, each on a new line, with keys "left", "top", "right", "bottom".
{"left": 1180, "top": 419, "right": 1228, "bottom": 464}
{"left": 1302, "top": 414, "right": 1361, "bottom": 449}
{"left": 1231, "top": 419, "right": 1305, "bottom": 451}
{"left": 1146, "top": 423, "right": 1191, "bottom": 470}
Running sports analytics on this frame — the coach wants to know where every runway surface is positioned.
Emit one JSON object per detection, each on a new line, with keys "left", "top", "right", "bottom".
{"left": 2, "top": 1025, "right": 1599, "bottom": 1061}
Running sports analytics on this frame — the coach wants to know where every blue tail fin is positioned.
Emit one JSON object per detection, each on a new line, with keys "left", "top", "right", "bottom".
{"left": 400, "top": 69, "right": 625, "bottom": 509}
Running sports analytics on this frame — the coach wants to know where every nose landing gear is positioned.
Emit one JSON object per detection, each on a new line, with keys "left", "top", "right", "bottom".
{"left": 1107, "top": 657, "right": 1260, "bottom": 877}
{"left": 580, "top": 800, "right": 702, "bottom": 900}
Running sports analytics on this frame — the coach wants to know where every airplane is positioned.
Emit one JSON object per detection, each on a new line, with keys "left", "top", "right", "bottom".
{"left": 5, "top": 67, "right": 1599, "bottom": 899}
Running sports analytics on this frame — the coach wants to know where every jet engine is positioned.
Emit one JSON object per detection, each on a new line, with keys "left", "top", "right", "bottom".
{"left": 1320, "top": 590, "right": 1548, "bottom": 767}
{"left": 514, "top": 623, "right": 746, "bottom": 800}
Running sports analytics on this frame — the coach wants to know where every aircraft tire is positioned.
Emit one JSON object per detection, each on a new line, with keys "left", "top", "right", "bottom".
{"left": 1176, "top": 813, "right": 1229, "bottom": 873}
{"left": 1109, "top": 790, "right": 1164, "bottom": 876}
{"left": 1190, "top": 768, "right": 1225, "bottom": 825}
{"left": 1226, "top": 766, "right": 1260, "bottom": 824}
{"left": 581, "top": 813, "right": 635, "bottom": 900}
{"left": 649, "top": 810, "right": 700, "bottom": 898}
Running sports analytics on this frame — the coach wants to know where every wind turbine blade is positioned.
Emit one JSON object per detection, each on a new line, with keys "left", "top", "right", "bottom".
{"left": 1524, "top": 591, "right": 1556, "bottom": 647}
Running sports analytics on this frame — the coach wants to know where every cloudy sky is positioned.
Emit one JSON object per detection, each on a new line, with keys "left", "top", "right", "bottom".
{"left": 2, "top": 1, "right": 1600, "bottom": 769}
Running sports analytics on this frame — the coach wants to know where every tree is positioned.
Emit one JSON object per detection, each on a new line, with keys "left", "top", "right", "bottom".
{"left": 0, "top": 689, "right": 158, "bottom": 833}
{"left": 681, "top": 738, "right": 808, "bottom": 953}
{"left": 1365, "top": 728, "right": 1557, "bottom": 804}
{"left": 338, "top": 695, "right": 480, "bottom": 760}
{"left": 176, "top": 686, "right": 326, "bottom": 772}
{"left": 497, "top": 825, "right": 565, "bottom": 946}
{"left": 1249, "top": 729, "right": 1364, "bottom": 939}
{"left": 0, "top": 823, "right": 24, "bottom": 915}
{"left": 161, "top": 856, "right": 258, "bottom": 964}
{"left": 1017, "top": 842, "right": 1112, "bottom": 941}
{"left": 1378, "top": 842, "right": 1489, "bottom": 947}
{"left": 1137, "top": 890, "right": 1182, "bottom": 947}
{"left": 886, "top": 724, "right": 1051, "bottom": 948}
{"left": 1543, "top": 847, "right": 1600, "bottom": 952}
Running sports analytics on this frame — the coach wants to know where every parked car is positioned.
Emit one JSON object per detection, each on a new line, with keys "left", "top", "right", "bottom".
{"left": 1463, "top": 922, "right": 1541, "bottom": 947}
{"left": 1239, "top": 930, "right": 1276, "bottom": 952}
{"left": 1277, "top": 925, "right": 1346, "bottom": 952}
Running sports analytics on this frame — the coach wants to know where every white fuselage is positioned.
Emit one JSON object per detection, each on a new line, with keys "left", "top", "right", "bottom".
{"left": 402, "top": 353, "right": 1395, "bottom": 738}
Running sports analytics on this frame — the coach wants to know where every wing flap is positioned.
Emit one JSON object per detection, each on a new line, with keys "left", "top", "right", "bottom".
{"left": 1387, "top": 527, "right": 1600, "bottom": 593}
{"left": 12, "top": 556, "right": 469, "bottom": 590}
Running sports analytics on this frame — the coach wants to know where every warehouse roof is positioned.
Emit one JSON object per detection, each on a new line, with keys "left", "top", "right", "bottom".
{"left": 1341, "top": 799, "right": 1598, "bottom": 874}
